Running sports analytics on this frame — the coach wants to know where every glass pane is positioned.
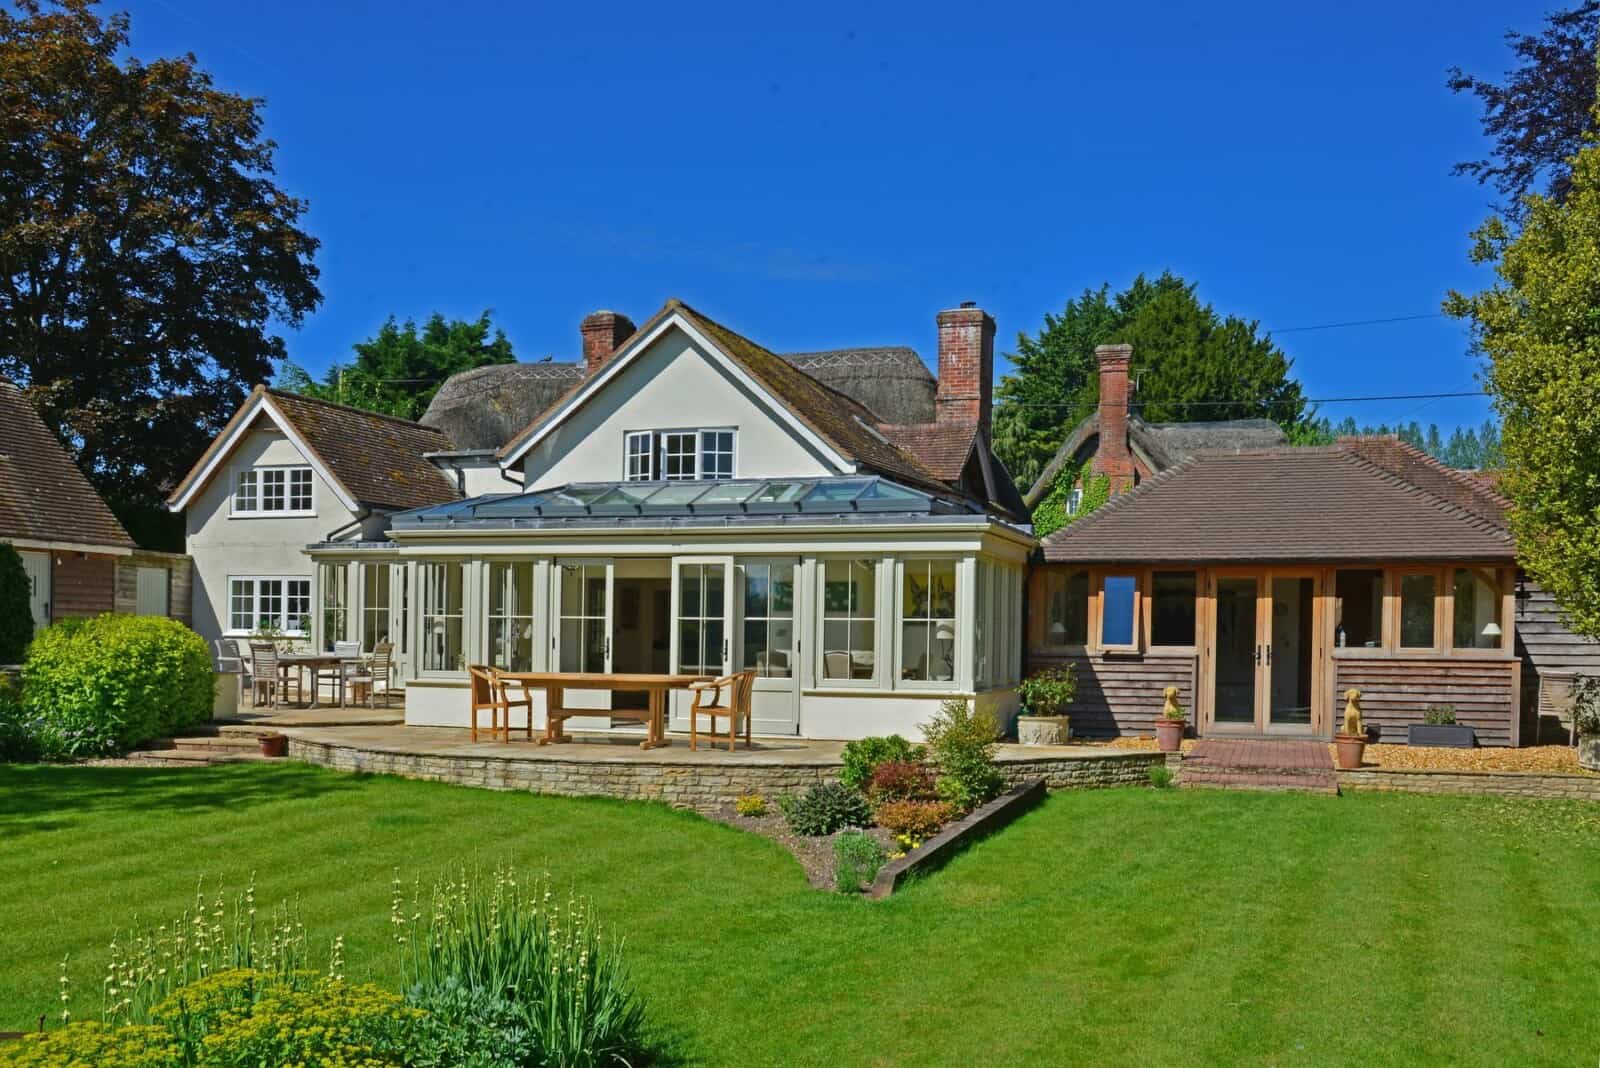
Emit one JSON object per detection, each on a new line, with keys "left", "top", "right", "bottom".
{"left": 1453, "top": 568, "right": 1502, "bottom": 649}
{"left": 1400, "top": 573, "right": 1436, "bottom": 648}
{"left": 822, "top": 620, "right": 851, "bottom": 679}
{"left": 744, "top": 565, "right": 770, "bottom": 618}
{"left": 1335, "top": 569, "right": 1384, "bottom": 648}
{"left": 490, "top": 618, "right": 534, "bottom": 672}
{"left": 805, "top": 480, "right": 872, "bottom": 503}
{"left": 582, "top": 618, "right": 606, "bottom": 673}
{"left": 1269, "top": 577, "right": 1314, "bottom": 725}
{"left": 559, "top": 619, "right": 584, "bottom": 672}
{"left": 695, "top": 481, "right": 760, "bottom": 505}
{"left": 705, "top": 566, "right": 724, "bottom": 616}
{"left": 849, "top": 622, "right": 875, "bottom": 677}
{"left": 1101, "top": 575, "right": 1137, "bottom": 647}
{"left": 1151, "top": 572, "right": 1197, "bottom": 646}
{"left": 767, "top": 621, "right": 793, "bottom": 676}
{"left": 1214, "top": 577, "right": 1257, "bottom": 723}
{"left": 748, "top": 481, "right": 810, "bottom": 505}
{"left": 771, "top": 564, "right": 794, "bottom": 613}
{"left": 582, "top": 572, "right": 606, "bottom": 616}
{"left": 742, "top": 619, "right": 769, "bottom": 673}
{"left": 901, "top": 620, "right": 931, "bottom": 681}
{"left": 678, "top": 620, "right": 703, "bottom": 673}
{"left": 1045, "top": 569, "right": 1088, "bottom": 646}
{"left": 679, "top": 567, "right": 702, "bottom": 618}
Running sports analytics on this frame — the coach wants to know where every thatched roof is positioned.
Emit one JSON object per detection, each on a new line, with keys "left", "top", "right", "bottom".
{"left": 420, "top": 362, "right": 585, "bottom": 450}
{"left": 782, "top": 348, "right": 935, "bottom": 424}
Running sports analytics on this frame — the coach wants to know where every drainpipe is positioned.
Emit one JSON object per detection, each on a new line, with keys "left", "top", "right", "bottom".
{"left": 438, "top": 457, "right": 467, "bottom": 495}
{"left": 325, "top": 506, "right": 373, "bottom": 542}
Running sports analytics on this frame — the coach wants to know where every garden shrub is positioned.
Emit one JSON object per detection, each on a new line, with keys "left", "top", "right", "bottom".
{"left": 405, "top": 977, "right": 539, "bottom": 1068}
{"left": 22, "top": 614, "right": 213, "bottom": 755}
{"left": 921, "top": 699, "right": 1004, "bottom": 813}
{"left": 833, "top": 831, "right": 886, "bottom": 893}
{"left": 864, "top": 759, "right": 936, "bottom": 804}
{"left": 779, "top": 782, "right": 873, "bottom": 836}
{"left": 0, "top": 1021, "right": 179, "bottom": 1067}
{"left": 734, "top": 790, "right": 768, "bottom": 817}
{"left": 0, "top": 544, "right": 32, "bottom": 665}
{"left": 839, "top": 734, "right": 925, "bottom": 793}
{"left": 396, "top": 863, "right": 648, "bottom": 1068}
{"left": 0, "top": 674, "right": 44, "bottom": 762}
{"left": 1149, "top": 765, "right": 1174, "bottom": 789}
{"left": 873, "top": 799, "right": 955, "bottom": 843}
{"left": 1424, "top": 703, "right": 1457, "bottom": 726}
{"left": 1017, "top": 665, "right": 1077, "bottom": 717}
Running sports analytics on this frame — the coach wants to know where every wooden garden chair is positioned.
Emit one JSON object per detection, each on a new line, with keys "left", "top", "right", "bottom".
{"left": 467, "top": 664, "right": 505, "bottom": 743}
{"left": 688, "top": 670, "right": 756, "bottom": 752}
{"left": 491, "top": 668, "right": 534, "bottom": 742}
{"left": 348, "top": 642, "right": 399, "bottom": 709}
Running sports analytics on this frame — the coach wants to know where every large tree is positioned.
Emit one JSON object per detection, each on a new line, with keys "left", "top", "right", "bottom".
{"left": 1449, "top": 3, "right": 1600, "bottom": 219}
{"left": 278, "top": 311, "right": 515, "bottom": 421}
{"left": 1446, "top": 130, "right": 1600, "bottom": 639}
{"left": 993, "top": 272, "right": 1308, "bottom": 488}
{"left": 0, "top": 0, "right": 320, "bottom": 548}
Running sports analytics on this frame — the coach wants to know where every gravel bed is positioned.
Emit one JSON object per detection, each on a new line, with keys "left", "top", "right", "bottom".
{"left": 706, "top": 806, "right": 899, "bottom": 890}
{"left": 1358, "top": 743, "right": 1596, "bottom": 774}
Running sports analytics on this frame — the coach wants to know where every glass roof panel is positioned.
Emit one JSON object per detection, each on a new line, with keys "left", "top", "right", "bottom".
{"left": 856, "top": 480, "right": 924, "bottom": 502}
{"left": 642, "top": 482, "right": 714, "bottom": 506}
{"left": 594, "top": 485, "right": 657, "bottom": 508}
{"left": 692, "top": 481, "right": 763, "bottom": 506}
{"left": 802, "top": 479, "right": 872, "bottom": 503}
{"left": 746, "top": 481, "right": 811, "bottom": 505}
{"left": 473, "top": 492, "right": 549, "bottom": 517}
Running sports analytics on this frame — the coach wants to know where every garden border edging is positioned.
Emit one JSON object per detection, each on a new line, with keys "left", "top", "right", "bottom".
{"left": 867, "top": 779, "right": 1046, "bottom": 899}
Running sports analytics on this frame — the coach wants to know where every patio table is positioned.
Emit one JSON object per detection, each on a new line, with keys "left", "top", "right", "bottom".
{"left": 496, "top": 672, "right": 712, "bottom": 749}
{"left": 276, "top": 651, "right": 363, "bottom": 709}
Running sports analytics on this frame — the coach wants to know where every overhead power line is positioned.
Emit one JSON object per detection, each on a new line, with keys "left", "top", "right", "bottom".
{"left": 1267, "top": 313, "right": 1446, "bottom": 334}
{"left": 995, "top": 390, "right": 1484, "bottom": 412}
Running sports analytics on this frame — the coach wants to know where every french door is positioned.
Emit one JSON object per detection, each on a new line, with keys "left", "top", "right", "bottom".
{"left": 554, "top": 559, "right": 613, "bottom": 726}
{"left": 739, "top": 558, "right": 800, "bottom": 736}
{"left": 1208, "top": 569, "right": 1320, "bottom": 735}
{"left": 668, "top": 557, "right": 734, "bottom": 730}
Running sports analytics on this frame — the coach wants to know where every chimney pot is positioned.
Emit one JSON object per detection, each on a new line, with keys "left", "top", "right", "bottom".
{"left": 1092, "top": 343, "right": 1136, "bottom": 493}
{"left": 935, "top": 304, "right": 996, "bottom": 435}
{"left": 581, "top": 310, "right": 636, "bottom": 376}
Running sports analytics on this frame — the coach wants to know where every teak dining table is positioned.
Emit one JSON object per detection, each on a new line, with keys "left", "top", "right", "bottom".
{"left": 496, "top": 672, "right": 713, "bottom": 749}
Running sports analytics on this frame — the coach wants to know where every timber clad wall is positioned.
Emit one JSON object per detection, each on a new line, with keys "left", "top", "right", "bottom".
{"left": 1031, "top": 650, "right": 1198, "bottom": 738}
{"left": 50, "top": 553, "right": 116, "bottom": 620}
{"left": 1333, "top": 657, "right": 1519, "bottom": 747}
{"left": 113, "top": 551, "right": 194, "bottom": 625}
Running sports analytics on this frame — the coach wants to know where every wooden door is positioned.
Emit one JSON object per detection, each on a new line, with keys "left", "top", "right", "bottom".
{"left": 1204, "top": 568, "right": 1322, "bottom": 736}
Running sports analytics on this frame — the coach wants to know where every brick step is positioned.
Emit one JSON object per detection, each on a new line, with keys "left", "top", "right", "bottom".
{"left": 1178, "top": 768, "right": 1339, "bottom": 795}
{"left": 1181, "top": 761, "right": 1334, "bottom": 777}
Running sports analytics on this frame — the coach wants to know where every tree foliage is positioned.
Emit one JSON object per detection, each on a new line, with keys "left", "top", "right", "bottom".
{"left": 1445, "top": 131, "right": 1600, "bottom": 640}
{"left": 0, "top": 544, "right": 33, "bottom": 664}
{"left": 1449, "top": 3, "right": 1600, "bottom": 220}
{"left": 1291, "top": 416, "right": 1504, "bottom": 469}
{"left": 0, "top": 0, "right": 320, "bottom": 549}
{"left": 993, "top": 272, "right": 1308, "bottom": 489}
{"left": 278, "top": 311, "right": 515, "bottom": 421}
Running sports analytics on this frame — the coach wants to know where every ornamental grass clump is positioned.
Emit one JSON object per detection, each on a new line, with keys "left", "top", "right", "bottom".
{"left": 833, "top": 832, "right": 886, "bottom": 893}
{"left": 393, "top": 863, "right": 647, "bottom": 1068}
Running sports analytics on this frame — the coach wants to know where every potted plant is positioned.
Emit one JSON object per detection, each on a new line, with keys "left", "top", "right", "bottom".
{"left": 257, "top": 731, "right": 288, "bottom": 758}
{"left": 1154, "top": 685, "right": 1186, "bottom": 753}
{"left": 1573, "top": 675, "right": 1600, "bottom": 772}
{"left": 1407, "top": 703, "right": 1476, "bottom": 748}
{"left": 1334, "top": 689, "right": 1368, "bottom": 770}
{"left": 1016, "top": 666, "right": 1076, "bottom": 746}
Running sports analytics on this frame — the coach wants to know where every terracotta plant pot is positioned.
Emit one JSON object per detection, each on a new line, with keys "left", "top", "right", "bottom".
{"left": 1334, "top": 733, "right": 1367, "bottom": 770}
{"left": 258, "top": 733, "right": 288, "bottom": 758}
{"left": 1155, "top": 718, "right": 1185, "bottom": 753}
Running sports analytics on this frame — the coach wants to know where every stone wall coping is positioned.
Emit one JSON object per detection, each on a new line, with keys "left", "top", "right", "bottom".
{"left": 285, "top": 733, "right": 846, "bottom": 769}
{"left": 1341, "top": 766, "right": 1599, "bottom": 784}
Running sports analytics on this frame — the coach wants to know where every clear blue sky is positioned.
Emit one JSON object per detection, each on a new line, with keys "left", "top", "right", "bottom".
{"left": 125, "top": 0, "right": 1549, "bottom": 433}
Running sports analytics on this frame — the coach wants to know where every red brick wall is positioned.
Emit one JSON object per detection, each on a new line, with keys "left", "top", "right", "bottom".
{"left": 581, "top": 311, "right": 636, "bottom": 376}
{"left": 934, "top": 304, "right": 995, "bottom": 432}
{"left": 1092, "top": 344, "right": 1135, "bottom": 492}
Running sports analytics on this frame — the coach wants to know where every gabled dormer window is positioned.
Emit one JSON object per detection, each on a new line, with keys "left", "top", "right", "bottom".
{"left": 623, "top": 429, "right": 736, "bottom": 481}
{"left": 233, "top": 465, "right": 314, "bottom": 516}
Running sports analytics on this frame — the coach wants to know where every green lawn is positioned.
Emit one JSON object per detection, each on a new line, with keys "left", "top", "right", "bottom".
{"left": 1, "top": 764, "right": 1597, "bottom": 1066}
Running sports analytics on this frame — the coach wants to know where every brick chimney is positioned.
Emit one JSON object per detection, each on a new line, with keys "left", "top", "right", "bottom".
{"left": 935, "top": 302, "right": 995, "bottom": 434}
{"left": 580, "top": 310, "right": 636, "bottom": 376}
{"left": 1092, "top": 343, "right": 1135, "bottom": 492}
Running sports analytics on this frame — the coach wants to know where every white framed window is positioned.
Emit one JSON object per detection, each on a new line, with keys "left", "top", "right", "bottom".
{"left": 700, "top": 430, "right": 734, "bottom": 480}
{"left": 419, "top": 562, "right": 465, "bottom": 674}
{"left": 233, "top": 465, "right": 314, "bottom": 516}
{"left": 661, "top": 431, "right": 698, "bottom": 480}
{"left": 1066, "top": 487, "right": 1083, "bottom": 516}
{"left": 820, "top": 558, "right": 878, "bottom": 683}
{"left": 487, "top": 561, "right": 536, "bottom": 672}
{"left": 625, "top": 432, "right": 654, "bottom": 481}
{"left": 319, "top": 562, "right": 349, "bottom": 647}
{"left": 227, "top": 576, "right": 311, "bottom": 635}
{"left": 899, "top": 558, "right": 958, "bottom": 685}
{"left": 741, "top": 560, "right": 795, "bottom": 678}
{"left": 621, "top": 429, "right": 737, "bottom": 481}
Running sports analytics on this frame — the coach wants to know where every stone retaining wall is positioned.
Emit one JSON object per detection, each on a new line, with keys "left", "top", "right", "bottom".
{"left": 289, "top": 736, "right": 837, "bottom": 814}
{"left": 999, "top": 750, "right": 1174, "bottom": 789}
{"left": 1339, "top": 767, "right": 1600, "bottom": 801}
{"left": 288, "top": 736, "right": 1166, "bottom": 813}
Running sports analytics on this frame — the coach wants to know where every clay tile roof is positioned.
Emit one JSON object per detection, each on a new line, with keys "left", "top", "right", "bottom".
{"left": 878, "top": 421, "right": 978, "bottom": 482}
{"left": 1041, "top": 446, "right": 1515, "bottom": 564}
{"left": 265, "top": 390, "right": 461, "bottom": 511}
{"left": 0, "top": 379, "right": 134, "bottom": 549}
{"left": 1335, "top": 435, "right": 1510, "bottom": 527}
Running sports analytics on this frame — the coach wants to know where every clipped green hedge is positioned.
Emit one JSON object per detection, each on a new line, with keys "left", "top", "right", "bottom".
{"left": 22, "top": 614, "right": 213, "bottom": 756}
{"left": 0, "top": 543, "right": 32, "bottom": 664}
